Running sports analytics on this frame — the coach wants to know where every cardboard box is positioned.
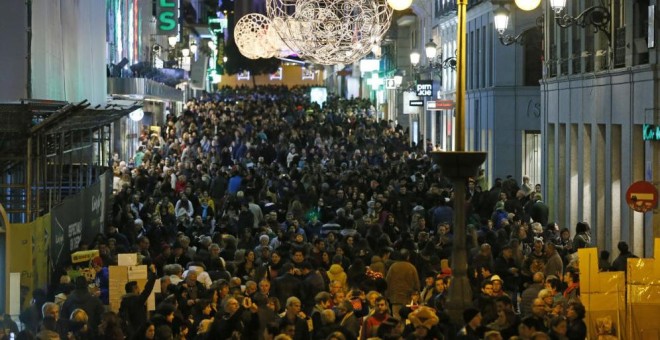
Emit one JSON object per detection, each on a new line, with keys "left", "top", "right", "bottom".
{"left": 118, "top": 253, "right": 138, "bottom": 266}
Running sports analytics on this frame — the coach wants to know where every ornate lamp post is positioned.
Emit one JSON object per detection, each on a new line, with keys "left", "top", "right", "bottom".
{"left": 431, "top": 0, "right": 487, "bottom": 325}
{"left": 493, "top": 6, "right": 543, "bottom": 46}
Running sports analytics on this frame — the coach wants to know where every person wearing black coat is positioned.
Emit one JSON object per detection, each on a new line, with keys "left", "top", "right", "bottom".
{"left": 119, "top": 265, "right": 157, "bottom": 338}
{"left": 206, "top": 297, "right": 260, "bottom": 340}
{"left": 566, "top": 302, "right": 587, "bottom": 340}
{"left": 270, "top": 263, "right": 302, "bottom": 312}
{"left": 61, "top": 276, "right": 105, "bottom": 335}
{"left": 300, "top": 262, "right": 326, "bottom": 314}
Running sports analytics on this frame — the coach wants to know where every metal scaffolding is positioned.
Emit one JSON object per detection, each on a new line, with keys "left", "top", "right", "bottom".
{"left": 0, "top": 100, "right": 139, "bottom": 223}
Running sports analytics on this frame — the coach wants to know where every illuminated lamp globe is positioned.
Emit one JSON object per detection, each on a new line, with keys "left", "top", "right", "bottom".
{"left": 493, "top": 6, "right": 510, "bottom": 34}
{"left": 387, "top": 0, "right": 413, "bottom": 11}
{"left": 129, "top": 109, "right": 144, "bottom": 122}
{"left": 168, "top": 36, "right": 178, "bottom": 48}
{"left": 409, "top": 51, "right": 420, "bottom": 66}
{"left": 514, "top": 0, "right": 541, "bottom": 11}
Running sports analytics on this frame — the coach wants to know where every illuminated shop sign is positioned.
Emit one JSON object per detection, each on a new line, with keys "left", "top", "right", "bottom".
{"left": 157, "top": 0, "right": 179, "bottom": 35}
{"left": 643, "top": 124, "right": 660, "bottom": 141}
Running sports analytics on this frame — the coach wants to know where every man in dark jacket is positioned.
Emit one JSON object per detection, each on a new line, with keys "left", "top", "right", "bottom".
{"left": 119, "top": 264, "right": 157, "bottom": 338}
{"left": 280, "top": 297, "right": 310, "bottom": 340}
{"left": 300, "top": 262, "right": 326, "bottom": 314}
{"left": 207, "top": 296, "right": 260, "bottom": 339}
{"left": 529, "top": 193, "right": 549, "bottom": 226}
{"left": 61, "top": 276, "right": 105, "bottom": 335}
{"left": 611, "top": 241, "right": 637, "bottom": 273}
{"left": 271, "top": 263, "right": 302, "bottom": 312}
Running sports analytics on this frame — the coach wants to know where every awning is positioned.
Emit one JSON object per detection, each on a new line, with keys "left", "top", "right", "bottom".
{"left": 30, "top": 100, "right": 141, "bottom": 134}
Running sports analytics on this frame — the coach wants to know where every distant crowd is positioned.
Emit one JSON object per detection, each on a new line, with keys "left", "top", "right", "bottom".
{"left": 7, "top": 85, "right": 637, "bottom": 340}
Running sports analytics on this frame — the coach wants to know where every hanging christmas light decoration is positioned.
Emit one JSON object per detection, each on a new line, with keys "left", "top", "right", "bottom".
{"left": 266, "top": 0, "right": 393, "bottom": 65}
{"left": 234, "top": 13, "right": 272, "bottom": 59}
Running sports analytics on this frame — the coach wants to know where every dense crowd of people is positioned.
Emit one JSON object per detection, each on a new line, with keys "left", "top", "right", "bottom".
{"left": 8, "top": 85, "right": 634, "bottom": 340}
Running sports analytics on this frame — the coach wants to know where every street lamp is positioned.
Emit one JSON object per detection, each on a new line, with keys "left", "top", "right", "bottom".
{"left": 181, "top": 48, "right": 190, "bottom": 58}
{"left": 168, "top": 36, "right": 178, "bottom": 48}
{"left": 552, "top": 1, "right": 611, "bottom": 40}
{"left": 494, "top": 6, "right": 543, "bottom": 46}
{"left": 387, "top": 0, "right": 413, "bottom": 11}
{"left": 410, "top": 51, "right": 421, "bottom": 66}
{"left": 410, "top": 40, "right": 457, "bottom": 76}
{"left": 549, "top": 0, "right": 566, "bottom": 13}
{"left": 189, "top": 40, "right": 198, "bottom": 55}
{"left": 498, "top": 0, "right": 611, "bottom": 45}
{"left": 431, "top": 0, "right": 487, "bottom": 327}
{"left": 394, "top": 70, "right": 404, "bottom": 87}
{"left": 425, "top": 40, "right": 438, "bottom": 59}
{"left": 493, "top": 6, "right": 510, "bottom": 35}
{"left": 515, "top": 0, "right": 541, "bottom": 11}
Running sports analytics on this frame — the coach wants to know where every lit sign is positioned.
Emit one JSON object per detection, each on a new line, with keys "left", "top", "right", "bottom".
{"left": 360, "top": 59, "right": 380, "bottom": 74}
{"left": 270, "top": 67, "right": 283, "bottom": 80}
{"left": 310, "top": 87, "right": 327, "bottom": 107}
{"left": 302, "top": 68, "right": 315, "bottom": 80}
{"left": 157, "top": 0, "right": 179, "bottom": 35}
{"left": 416, "top": 80, "right": 433, "bottom": 97}
{"left": 427, "top": 100, "right": 455, "bottom": 110}
{"left": 643, "top": 124, "right": 660, "bottom": 141}
{"left": 237, "top": 71, "right": 250, "bottom": 81}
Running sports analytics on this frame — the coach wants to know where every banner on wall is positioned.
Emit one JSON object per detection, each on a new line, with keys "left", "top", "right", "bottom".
{"left": 31, "top": 216, "right": 51, "bottom": 295}
{"left": 50, "top": 171, "right": 111, "bottom": 272}
{"left": 8, "top": 222, "right": 32, "bottom": 311}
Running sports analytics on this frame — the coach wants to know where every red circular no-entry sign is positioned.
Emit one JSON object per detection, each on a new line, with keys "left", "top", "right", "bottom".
{"left": 626, "top": 181, "right": 658, "bottom": 213}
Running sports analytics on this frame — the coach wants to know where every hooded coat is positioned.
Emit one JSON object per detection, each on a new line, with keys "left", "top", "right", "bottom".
{"left": 326, "top": 264, "right": 347, "bottom": 288}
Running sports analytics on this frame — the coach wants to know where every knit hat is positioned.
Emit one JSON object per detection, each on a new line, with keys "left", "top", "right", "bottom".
{"left": 495, "top": 201, "right": 505, "bottom": 211}
{"left": 463, "top": 307, "right": 480, "bottom": 323}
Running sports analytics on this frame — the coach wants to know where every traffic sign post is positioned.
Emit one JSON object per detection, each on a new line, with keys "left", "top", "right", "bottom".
{"left": 626, "top": 181, "right": 658, "bottom": 213}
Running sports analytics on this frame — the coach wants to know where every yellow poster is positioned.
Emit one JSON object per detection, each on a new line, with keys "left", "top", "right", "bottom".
{"left": 8, "top": 223, "right": 33, "bottom": 310}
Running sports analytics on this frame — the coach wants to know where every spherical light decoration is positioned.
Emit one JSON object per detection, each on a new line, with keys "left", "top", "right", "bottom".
{"left": 267, "top": 0, "right": 393, "bottom": 65}
{"left": 235, "top": 15, "right": 269, "bottom": 59}
{"left": 265, "top": 23, "right": 295, "bottom": 58}
{"left": 234, "top": 13, "right": 273, "bottom": 59}
{"left": 386, "top": 0, "right": 413, "bottom": 11}
{"left": 514, "top": 0, "right": 541, "bottom": 11}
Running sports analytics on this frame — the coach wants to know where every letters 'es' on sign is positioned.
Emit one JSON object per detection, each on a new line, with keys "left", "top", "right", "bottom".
{"left": 626, "top": 181, "right": 658, "bottom": 213}
{"left": 157, "top": 0, "right": 179, "bottom": 35}
{"left": 416, "top": 81, "right": 433, "bottom": 97}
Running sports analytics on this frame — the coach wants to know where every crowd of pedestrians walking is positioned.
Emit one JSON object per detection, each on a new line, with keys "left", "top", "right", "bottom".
{"left": 9, "top": 85, "right": 634, "bottom": 340}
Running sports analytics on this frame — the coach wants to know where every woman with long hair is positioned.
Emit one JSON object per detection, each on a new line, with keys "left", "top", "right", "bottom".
{"left": 98, "top": 312, "right": 125, "bottom": 340}
{"left": 235, "top": 249, "right": 257, "bottom": 282}
{"left": 131, "top": 321, "right": 156, "bottom": 340}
